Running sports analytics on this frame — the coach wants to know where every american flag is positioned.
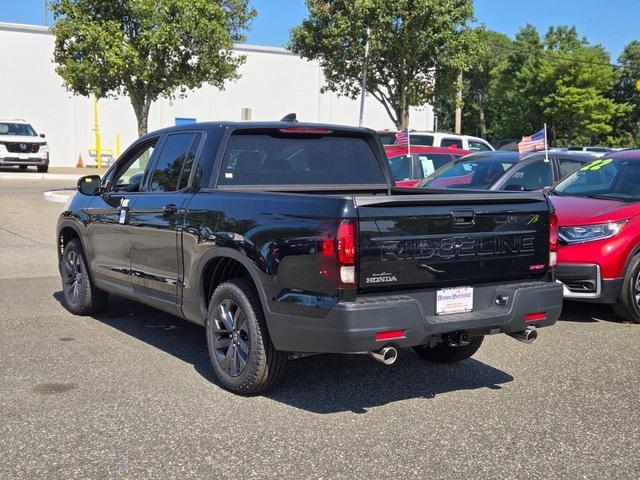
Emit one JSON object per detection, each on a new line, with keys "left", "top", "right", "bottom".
{"left": 395, "top": 129, "right": 410, "bottom": 147}
{"left": 518, "top": 128, "right": 546, "bottom": 153}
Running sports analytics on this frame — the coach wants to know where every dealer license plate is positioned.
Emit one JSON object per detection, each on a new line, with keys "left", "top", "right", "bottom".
{"left": 19, "top": 154, "right": 29, "bottom": 160}
{"left": 436, "top": 287, "right": 473, "bottom": 315}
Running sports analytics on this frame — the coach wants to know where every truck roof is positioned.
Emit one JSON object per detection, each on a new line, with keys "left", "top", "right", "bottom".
{"left": 142, "top": 121, "right": 377, "bottom": 139}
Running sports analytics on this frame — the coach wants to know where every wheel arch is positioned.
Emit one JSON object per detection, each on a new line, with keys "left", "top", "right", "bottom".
{"left": 197, "top": 247, "right": 271, "bottom": 324}
{"left": 57, "top": 221, "right": 85, "bottom": 259}
{"left": 621, "top": 240, "right": 640, "bottom": 278}
{"left": 56, "top": 220, "right": 96, "bottom": 281}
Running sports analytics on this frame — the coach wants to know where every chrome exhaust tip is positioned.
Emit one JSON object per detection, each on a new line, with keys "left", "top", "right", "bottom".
{"left": 368, "top": 346, "right": 398, "bottom": 365}
{"left": 509, "top": 326, "right": 538, "bottom": 345}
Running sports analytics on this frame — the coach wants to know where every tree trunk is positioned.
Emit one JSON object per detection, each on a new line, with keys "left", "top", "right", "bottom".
{"left": 130, "top": 91, "right": 151, "bottom": 137}
{"left": 478, "top": 91, "right": 486, "bottom": 137}
{"left": 567, "top": 126, "right": 574, "bottom": 146}
{"left": 454, "top": 71, "right": 463, "bottom": 134}
{"left": 396, "top": 89, "right": 411, "bottom": 129}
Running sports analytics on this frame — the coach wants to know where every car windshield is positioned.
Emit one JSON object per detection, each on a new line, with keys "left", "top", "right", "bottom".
{"left": 553, "top": 157, "right": 640, "bottom": 202}
{"left": 417, "top": 156, "right": 517, "bottom": 189}
{"left": 0, "top": 123, "right": 37, "bottom": 136}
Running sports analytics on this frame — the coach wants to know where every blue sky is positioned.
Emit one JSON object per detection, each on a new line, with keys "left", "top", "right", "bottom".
{"left": 1, "top": 0, "right": 637, "bottom": 60}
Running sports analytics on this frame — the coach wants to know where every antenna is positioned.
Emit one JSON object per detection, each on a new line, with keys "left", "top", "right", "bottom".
{"left": 280, "top": 113, "right": 297, "bottom": 123}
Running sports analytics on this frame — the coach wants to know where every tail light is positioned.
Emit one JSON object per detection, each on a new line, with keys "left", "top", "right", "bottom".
{"left": 319, "top": 219, "right": 357, "bottom": 288}
{"left": 549, "top": 212, "right": 558, "bottom": 267}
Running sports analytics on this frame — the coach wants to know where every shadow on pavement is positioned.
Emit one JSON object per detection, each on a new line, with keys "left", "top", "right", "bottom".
{"left": 54, "top": 290, "right": 513, "bottom": 413}
{"left": 560, "top": 300, "right": 624, "bottom": 323}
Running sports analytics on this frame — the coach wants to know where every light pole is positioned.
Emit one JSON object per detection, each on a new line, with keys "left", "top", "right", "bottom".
{"left": 358, "top": 27, "right": 371, "bottom": 127}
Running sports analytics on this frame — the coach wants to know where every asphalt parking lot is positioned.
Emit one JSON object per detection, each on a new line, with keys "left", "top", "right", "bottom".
{"left": 1, "top": 178, "right": 639, "bottom": 479}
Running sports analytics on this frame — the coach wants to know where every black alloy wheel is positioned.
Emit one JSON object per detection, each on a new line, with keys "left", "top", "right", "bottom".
{"left": 206, "top": 279, "right": 287, "bottom": 394}
{"left": 60, "top": 239, "right": 108, "bottom": 315}
{"left": 212, "top": 298, "right": 251, "bottom": 377}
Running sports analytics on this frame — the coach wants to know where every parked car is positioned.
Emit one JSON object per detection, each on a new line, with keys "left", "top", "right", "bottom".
{"left": 378, "top": 130, "right": 494, "bottom": 151}
{"left": 417, "top": 151, "right": 595, "bottom": 191}
{"left": 567, "top": 146, "right": 616, "bottom": 154}
{"left": 548, "top": 149, "right": 640, "bottom": 323}
{"left": 384, "top": 145, "right": 470, "bottom": 187}
{"left": 58, "top": 120, "right": 562, "bottom": 394}
{"left": 0, "top": 118, "right": 49, "bottom": 172}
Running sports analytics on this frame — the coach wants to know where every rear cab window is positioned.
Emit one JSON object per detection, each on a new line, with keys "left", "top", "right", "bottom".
{"left": 217, "top": 129, "right": 386, "bottom": 187}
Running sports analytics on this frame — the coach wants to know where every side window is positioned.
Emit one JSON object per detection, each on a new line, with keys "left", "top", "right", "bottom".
{"left": 506, "top": 160, "right": 553, "bottom": 190}
{"left": 177, "top": 133, "right": 202, "bottom": 190}
{"left": 441, "top": 137, "right": 463, "bottom": 148}
{"left": 149, "top": 133, "right": 196, "bottom": 192}
{"left": 411, "top": 135, "right": 434, "bottom": 146}
{"left": 388, "top": 155, "right": 413, "bottom": 181}
{"left": 112, "top": 141, "right": 157, "bottom": 192}
{"left": 558, "top": 158, "right": 585, "bottom": 179}
{"left": 469, "top": 140, "right": 492, "bottom": 152}
{"left": 416, "top": 154, "right": 454, "bottom": 177}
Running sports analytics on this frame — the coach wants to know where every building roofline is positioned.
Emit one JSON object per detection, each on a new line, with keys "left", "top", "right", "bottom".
{"left": 0, "top": 21, "right": 294, "bottom": 55}
{"left": 0, "top": 22, "right": 51, "bottom": 35}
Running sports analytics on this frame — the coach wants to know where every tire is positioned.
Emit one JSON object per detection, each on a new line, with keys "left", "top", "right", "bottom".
{"left": 206, "top": 279, "right": 287, "bottom": 394}
{"left": 19, "top": 165, "right": 28, "bottom": 170}
{"left": 413, "top": 335, "right": 484, "bottom": 363}
{"left": 612, "top": 254, "right": 640, "bottom": 323}
{"left": 37, "top": 165, "right": 49, "bottom": 173}
{"left": 60, "top": 239, "right": 108, "bottom": 315}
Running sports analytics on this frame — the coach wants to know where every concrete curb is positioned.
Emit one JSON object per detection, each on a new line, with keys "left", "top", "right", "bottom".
{"left": 44, "top": 190, "right": 73, "bottom": 204}
{"left": 0, "top": 172, "right": 84, "bottom": 181}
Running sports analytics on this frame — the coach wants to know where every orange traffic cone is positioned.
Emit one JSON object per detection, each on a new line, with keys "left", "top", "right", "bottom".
{"left": 76, "top": 153, "right": 84, "bottom": 168}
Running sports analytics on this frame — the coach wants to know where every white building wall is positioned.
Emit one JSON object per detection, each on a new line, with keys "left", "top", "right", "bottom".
{"left": 0, "top": 22, "right": 434, "bottom": 167}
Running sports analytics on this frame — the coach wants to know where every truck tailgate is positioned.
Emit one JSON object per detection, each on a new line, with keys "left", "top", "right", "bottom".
{"left": 356, "top": 192, "right": 551, "bottom": 291}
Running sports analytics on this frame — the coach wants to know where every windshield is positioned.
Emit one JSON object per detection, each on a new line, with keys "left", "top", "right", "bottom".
{"left": 0, "top": 123, "right": 37, "bottom": 136}
{"left": 553, "top": 157, "right": 640, "bottom": 201}
{"left": 418, "top": 157, "right": 517, "bottom": 189}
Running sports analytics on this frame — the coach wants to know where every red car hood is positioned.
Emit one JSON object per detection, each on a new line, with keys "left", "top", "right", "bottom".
{"left": 550, "top": 195, "right": 638, "bottom": 226}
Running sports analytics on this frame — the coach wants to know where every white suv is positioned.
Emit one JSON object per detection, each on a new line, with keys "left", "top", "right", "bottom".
{"left": 0, "top": 119, "right": 50, "bottom": 172}
{"left": 378, "top": 130, "right": 494, "bottom": 151}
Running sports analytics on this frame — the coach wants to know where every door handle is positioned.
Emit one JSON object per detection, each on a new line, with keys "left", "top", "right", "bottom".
{"left": 163, "top": 204, "right": 178, "bottom": 215}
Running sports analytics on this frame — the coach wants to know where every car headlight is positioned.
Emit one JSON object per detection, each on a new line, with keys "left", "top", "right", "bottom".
{"left": 559, "top": 221, "right": 627, "bottom": 244}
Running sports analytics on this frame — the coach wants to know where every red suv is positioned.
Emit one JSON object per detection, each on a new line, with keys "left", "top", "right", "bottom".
{"left": 384, "top": 145, "right": 470, "bottom": 187}
{"left": 549, "top": 149, "right": 640, "bottom": 322}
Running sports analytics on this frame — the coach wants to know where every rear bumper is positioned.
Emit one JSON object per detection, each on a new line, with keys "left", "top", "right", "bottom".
{"left": 267, "top": 281, "right": 563, "bottom": 353}
{"left": 556, "top": 263, "right": 622, "bottom": 303}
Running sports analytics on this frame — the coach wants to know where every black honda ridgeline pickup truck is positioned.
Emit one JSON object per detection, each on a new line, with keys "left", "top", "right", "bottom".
{"left": 57, "top": 120, "right": 563, "bottom": 394}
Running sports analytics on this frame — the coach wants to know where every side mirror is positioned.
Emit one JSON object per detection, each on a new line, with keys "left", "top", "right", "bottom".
{"left": 39, "top": 133, "right": 46, "bottom": 138}
{"left": 77, "top": 175, "right": 102, "bottom": 196}
{"left": 504, "top": 184, "right": 526, "bottom": 191}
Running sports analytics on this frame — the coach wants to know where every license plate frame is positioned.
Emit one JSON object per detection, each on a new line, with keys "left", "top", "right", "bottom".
{"left": 436, "top": 287, "right": 474, "bottom": 315}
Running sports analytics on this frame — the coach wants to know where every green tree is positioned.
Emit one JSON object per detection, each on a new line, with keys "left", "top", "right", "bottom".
{"left": 613, "top": 40, "right": 640, "bottom": 143}
{"left": 537, "top": 29, "right": 625, "bottom": 145}
{"left": 51, "top": 0, "right": 255, "bottom": 136}
{"left": 434, "top": 28, "right": 511, "bottom": 138}
{"left": 289, "top": 0, "right": 476, "bottom": 129}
